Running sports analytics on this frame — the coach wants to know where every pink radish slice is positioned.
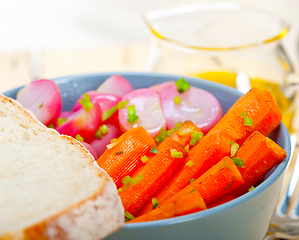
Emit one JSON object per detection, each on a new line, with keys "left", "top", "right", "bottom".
{"left": 55, "top": 101, "right": 102, "bottom": 140}
{"left": 72, "top": 91, "right": 121, "bottom": 126}
{"left": 55, "top": 111, "right": 72, "bottom": 127}
{"left": 157, "top": 81, "right": 223, "bottom": 134}
{"left": 96, "top": 75, "right": 134, "bottom": 97}
{"left": 118, "top": 88, "right": 166, "bottom": 138}
{"left": 16, "top": 79, "right": 62, "bottom": 126}
{"left": 88, "top": 124, "right": 121, "bottom": 158}
{"left": 80, "top": 142, "right": 98, "bottom": 160}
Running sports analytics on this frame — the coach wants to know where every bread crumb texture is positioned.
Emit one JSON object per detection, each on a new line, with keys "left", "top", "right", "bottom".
{"left": 0, "top": 95, "right": 124, "bottom": 240}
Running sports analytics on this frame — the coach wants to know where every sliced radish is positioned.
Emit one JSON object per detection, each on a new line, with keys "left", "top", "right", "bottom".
{"left": 80, "top": 142, "right": 98, "bottom": 160}
{"left": 118, "top": 88, "right": 166, "bottom": 137}
{"left": 72, "top": 90, "right": 121, "bottom": 126}
{"left": 157, "top": 81, "right": 223, "bottom": 134}
{"left": 16, "top": 79, "right": 62, "bottom": 126}
{"left": 88, "top": 124, "right": 121, "bottom": 157}
{"left": 96, "top": 75, "right": 133, "bottom": 97}
{"left": 55, "top": 100, "right": 102, "bottom": 140}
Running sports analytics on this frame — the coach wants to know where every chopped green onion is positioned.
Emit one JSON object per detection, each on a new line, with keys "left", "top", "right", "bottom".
{"left": 188, "top": 187, "right": 196, "bottom": 194}
{"left": 170, "top": 149, "right": 183, "bottom": 158}
{"left": 152, "top": 202, "right": 159, "bottom": 209}
{"left": 39, "top": 102, "right": 43, "bottom": 108}
{"left": 121, "top": 175, "right": 132, "bottom": 185}
{"left": 232, "top": 157, "right": 245, "bottom": 168}
{"left": 102, "top": 106, "right": 118, "bottom": 121}
{"left": 141, "top": 156, "right": 149, "bottom": 163}
{"left": 230, "top": 143, "right": 239, "bottom": 157}
{"left": 130, "top": 174, "right": 144, "bottom": 185}
{"left": 241, "top": 112, "right": 253, "bottom": 126}
{"left": 99, "top": 124, "right": 109, "bottom": 135}
{"left": 76, "top": 134, "right": 84, "bottom": 142}
{"left": 115, "top": 151, "right": 123, "bottom": 155}
{"left": 185, "top": 145, "right": 190, "bottom": 153}
{"left": 244, "top": 117, "right": 253, "bottom": 126}
{"left": 190, "top": 178, "right": 195, "bottom": 184}
{"left": 95, "top": 129, "right": 103, "bottom": 139}
{"left": 117, "top": 100, "right": 129, "bottom": 109}
{"left": 230, "top": 141, "right": 235, "bottom": 145}
{"left": 127, "top": 105, "right": 139, "bottom": 124}
{"left": 152, "top": 197, "right": 159, "bottom": 209}
{"left": 149, "top": 145, "right": 158, "bottom": 154}
{"left": 190, "top": 131, "right": 203, "bottom": 146}
{"left": 174, "top": 96, "right": 181, "bottom": 104}
{"left": 125, "top": 211, "right": 135, "bottom": 221}
{"left": 155, "top": 127, "right": 169, "bottom": 143}
{"left": 48, "top": 124, "right": 55, "bottom": 129}
{"left": 57, "top": 117, "right": 68, "bottom": 126}
{"left": 79, "top": 93, "right": 93, "bottom": 111}
{"left": 186, "top": 160, "right": 195, "bottom": 167}
{"left": 102, "top": 100, "right": 130, "bottom": 122}
{"left": 248, "top": 186, "right": 255, "bottom": 192}
{"left": 175, "top": 78, "right": 190, "bottom": 93}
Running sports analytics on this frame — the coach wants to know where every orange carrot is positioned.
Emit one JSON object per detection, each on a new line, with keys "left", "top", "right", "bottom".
{"left": 167, "top": 120, "right": 203, "bottom": 149}
{"left": 128, "top": 190, "right": 206, "bottom": 223}
{"left": 119, "top": 138, "right": 188, "bottom": 216}
{"left": 159, "top": 156, "right": 244, "bottom": 207}
{"left": 96, "top": 126, "right": 155, "bottom": 188}
{"left": 207, "top": 87, "right": 282, "bottom": 145}
{"left": 136, "top": 130, "right": 232, "bottom": 216}
{"left": 207, "top": 193, "right": 237, "bottom": 209}
{"left": 230, "top": 131, "right": 287, "bottom": 196}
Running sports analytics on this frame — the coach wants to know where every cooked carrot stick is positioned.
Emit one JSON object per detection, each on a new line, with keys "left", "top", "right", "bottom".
{"left": 167, "top": 120, "right": 203, "bottom": 149}
{"left": 118, "top": 138, "right": 188, "bottom": 216}
{"left": 128, "top": 190, "right": 206, "bottom": 223}
{"left": 136, "top": 130, "right": 232, "bottom": 216}
{"left": 207, "top": 193, "right": 237, "bottom": 209}
{"left": 229, "top": 131, "right": 287, "bottom": 196}
{"left": 96, "top": 126, "right": 155, "bottom": 188}
{"left": 207, "top": 87, "right": 282, "bottom": 145}
{"left": 159, "top": 156, "right": 244, "bottom": 207}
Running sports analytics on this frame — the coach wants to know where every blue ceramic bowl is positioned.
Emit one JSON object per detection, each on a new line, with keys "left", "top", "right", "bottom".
{"left": 4, "top": 72, "right": 291, "bottom": 240}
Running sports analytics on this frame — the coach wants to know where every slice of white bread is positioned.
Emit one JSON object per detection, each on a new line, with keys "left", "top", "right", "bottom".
{"left": 0, "top": 94, "right": 124, "bottom": 240}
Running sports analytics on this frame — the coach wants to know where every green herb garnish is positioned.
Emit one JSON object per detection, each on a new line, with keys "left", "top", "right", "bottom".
{"left": 127, "top": 105, "right": 139, "bottom": 124}
{"left": 79, "top": 93, "right": 93, "bottom": 111}
{"left": 76, "top": 134, "right": 84, "bottom": 142}
{"left": 149, "top": 145, "right": 158, "bottom": 154}
{"left": 125, "top": 211, "right": 135, "bottom": 221}
{"left": 39, "top": 102, "right": 43, "bottom": 108}
{"left": 57, "top": 117, "right": 68, "bottom": 126}
{"left": 95, "top": 124, "right": 109, "bottom": 139}
{"left": 115, "top": 151, "right": 123, "bottom": 155}
{"left": 190, "top": 178, "right": 195, "bottom": 184}
{"left": 141, "top": 156, "right": 149, "bottom": 163}
{"left": 186, "top": 160, "right": 195, "bottom": 167}
{"left": 175, "top": 78, "right": 190, "bottom": 93}
{"left": 241, "top": 112, "right": 253, "bottom": 126}
{"left": 230, "top": 143, "right": 239, "bottom": 157}
{"left": 174, "top": 96, "right": 181, "bottom": 104}
{"left": 152, "top": 198, "right": 159, "bottom": 209}
{"left": 232, "top": 157, "right": 245, "bottom": 168}
{"left": 48, "top": 123, "right": 55, "bottom": 129}
{"left": 121, "top": 175, "right": 132, "bottom": 185}
{"left": 102, "top": 100, "right": 129, "bottom": 121}
{"left": 189, "top": 131, "right": 203, "bottom": 146}
{"left": 249, "top": 186, "right": 255, "bottom": 192}
{"left": 170, "top": 150, "right": 183, "bottom": 158}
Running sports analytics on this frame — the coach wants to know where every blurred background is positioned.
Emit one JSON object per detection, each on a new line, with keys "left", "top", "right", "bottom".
{"left": 0, "top": 0, "right": 298, "bottom": 92}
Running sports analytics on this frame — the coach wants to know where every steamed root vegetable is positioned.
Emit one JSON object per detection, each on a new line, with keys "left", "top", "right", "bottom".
{"left": 55, "top": 100, "right": 102, "bottom": 140}
{"left": 207, "top": 87, "right": 282, "bottom": 145}
{"left": 96, "top": 127, "right": 156, "bottom": 188}
{"left": 72, "top": 91, "right": 122, "bottom": 126}
{"left": 88, "top": 124, "right": 121, "bottom": 157}
{"left": 118, "top": 88, "right": 166, "bottom": 138}
{"left": 119, "top": 138, "right": 188, "bottom": 216}
{"left": 155, "top": 81, "right": 222, "bottom": 134}
{"left": 129, "top": 190, "right": 206, "bottom": 222}
{"left": 159, "top": 156, "right": 244, "bottom": 207}
{"left": 16, "top": 79, "right": 62, "bottom": 126}
{"left": 97, "top": 75, "right": 134, "bottom": 97}
{"left": 80, "top": 141, "right": 98, "bottom": 160}
{"left": 230, "top": 131, "right": 287, "bottom": 196}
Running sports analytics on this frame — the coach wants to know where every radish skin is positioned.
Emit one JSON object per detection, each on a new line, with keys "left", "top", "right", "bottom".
{"left": 97, "top": 75, "right": 133, "bottom": 97}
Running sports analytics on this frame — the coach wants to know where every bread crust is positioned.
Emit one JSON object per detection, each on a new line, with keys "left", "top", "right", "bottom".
{"left": 0, "top": 94, "right": 124, "bottom": 240}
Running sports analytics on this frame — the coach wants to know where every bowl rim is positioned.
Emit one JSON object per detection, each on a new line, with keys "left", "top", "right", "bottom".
{"left": 4, "top": 71, "right": 291, "bottom": 229}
